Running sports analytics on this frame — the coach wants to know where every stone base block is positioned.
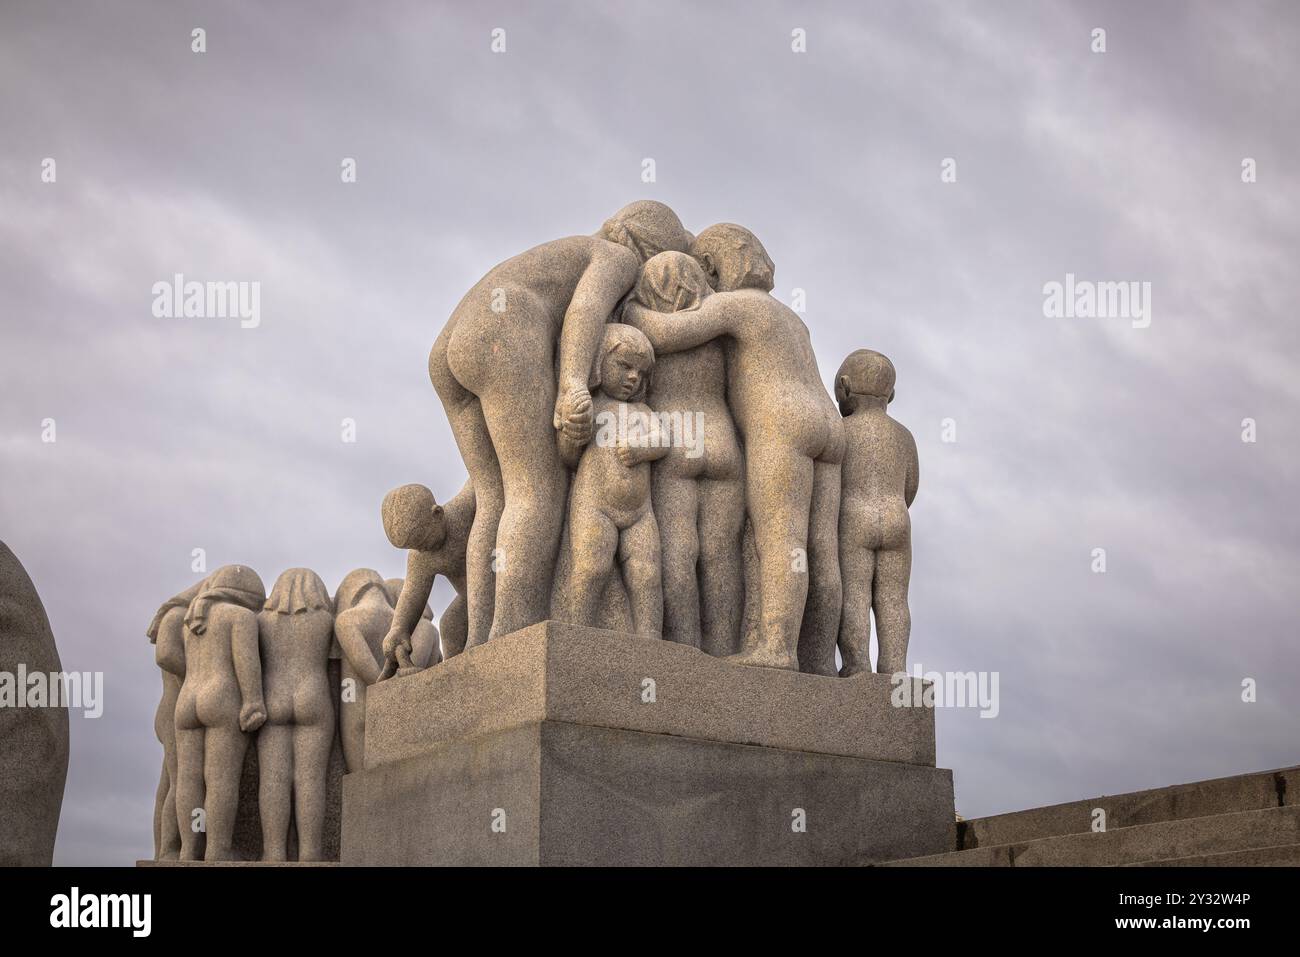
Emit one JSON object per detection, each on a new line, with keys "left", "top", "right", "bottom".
{"left": 362, "top": 620, "right": 935, "bottom": 768}
{"left": 343, "top": 720, "right": 953, "bottom": 866}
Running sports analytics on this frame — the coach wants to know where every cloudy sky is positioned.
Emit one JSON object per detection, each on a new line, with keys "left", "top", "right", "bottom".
{"left": 2, "top": 1, "right": 1297, "bottom": 865}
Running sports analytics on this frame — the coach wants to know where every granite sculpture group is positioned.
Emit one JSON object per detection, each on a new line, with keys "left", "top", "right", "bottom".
{"left": 145, "top": 201, "right": 921, "bottom": 863}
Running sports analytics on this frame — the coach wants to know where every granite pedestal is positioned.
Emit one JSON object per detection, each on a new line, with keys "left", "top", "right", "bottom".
{"left": 341, "top": 621, "right": 954, "bottom": 866}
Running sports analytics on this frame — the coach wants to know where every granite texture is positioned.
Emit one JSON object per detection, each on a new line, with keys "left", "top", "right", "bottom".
{"left": 0, "top": 541, "right": 69, "bottom": 866}
{"left": 885, "top": 805, "right": 1300, "bottom": 867}
{"left": 343, "top": 720, "right": 954, "bottom": 867}
{"left": 621, "top": 235, "right": 845, "bottom": 675}
{"left": 428, "top": 201, "right": 689, "bottom": 648}
{"left": 362, "top": 619, "right": 936, "bottom": 769}
{"left": 960, "top": 764, "right": 1299, "bottom": 848}
{"left": 835, "top": 350, "right": 919, "bottom": 676}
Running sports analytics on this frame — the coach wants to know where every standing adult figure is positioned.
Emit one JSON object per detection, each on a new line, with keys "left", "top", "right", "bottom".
{"left": 256, "top": 568, "right": 335, "bottom": 862}
{"left": 630, "top": 252, "right": 746, "bottom": 655}
{"left": 623, "top": 225, "right": 844, "bottom": 675}
{"left": 173, "top": 564, "right": 266, "bottom": 861}
{"left": 428, "top": 201, "right": 692, "bottom": 647}
{"left": 146, "top": 578, "right": 205, "bottom": 860}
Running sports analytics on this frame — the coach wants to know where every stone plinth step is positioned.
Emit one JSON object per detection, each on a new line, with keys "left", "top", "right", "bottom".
{"left": 956, "top": 766, "right": 1297, "bottom": 850}
{"left": 879, "top": 805, "right": 1300, "bottom": 867}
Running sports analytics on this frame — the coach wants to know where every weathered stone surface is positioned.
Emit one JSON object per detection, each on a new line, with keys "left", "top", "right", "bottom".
{"left": 146, "top": 578, "right": 205, "bottom": 861}
{"left": 428, "top": 201, "right": 690, "bottom": 649}
{"left": 0, "top": 541, "right": 68, "bottom": 866}
{"left": 632, "top": 252, "right": 744, "bottom": 656}
{"left": 230, "top": 683, "right": 345, "bottom": 863}
{"left": 621, "top": 234, "right": 844, "bottom": 675}
{"left": 344, "top": 720, "right": 953, "bottom": 866}
{"left": 563, "top": 324, "right": 666, "bottom": 639}
{"left": 1128, "top": 843, "right": 1300, "bottom": 867}
{"left": 138, "top": 859, "right": 339, "bottom": 867}
{"left": 256, "top": 568, "right": 335, "bottom": 862}
{"left": 835, "top": 350, "right": 918, "bottom": 676}
{"left": 884, "top": 805, "right": 1300, "bottom": 867}
{"left": 960, "top": 765, "right": 1298, "bottom": 849}
{"left": 363, "top": 620, "right": 936, "bottom": 769}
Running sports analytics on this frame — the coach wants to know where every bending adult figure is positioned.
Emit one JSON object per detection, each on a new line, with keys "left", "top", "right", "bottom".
{"left": 428, "top": 200, "right": 692, "bottom": 646}
{"left": 623, "top": 224, "right": 844, "bottom": 674}
{"left": 631, "top": 252, "right": 746, "bottom": 655}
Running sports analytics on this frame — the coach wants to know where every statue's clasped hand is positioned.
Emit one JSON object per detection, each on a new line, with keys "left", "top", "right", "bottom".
{"left": 554, "top": 387, "right": 595, "bottom": 445}
{"left": 378, "top": 627, "right": 413, "bottom": 682}
{"left": 239, "top": 700, "right": 267, "bottom": 733}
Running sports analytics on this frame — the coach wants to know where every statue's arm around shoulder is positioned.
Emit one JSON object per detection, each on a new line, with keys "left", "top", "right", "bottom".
{"left": 557, "top": 241, "right": 639, "bottom": 394}
{"left": 231, "top": 610, "right": 265, "bottom": 730}
{"left": 621, "top": 295, "right": 733, "bottom": 356}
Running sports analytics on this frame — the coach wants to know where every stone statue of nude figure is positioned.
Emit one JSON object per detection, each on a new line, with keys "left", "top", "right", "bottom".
{"left": 622, "top": 224, "right": 844, "bottom": 674}
{"left": 256, "top": 568, "right": 335, "bottom": 862}
{"left": 630, "top": 251, "right": 745, "bottom": 654}
{"left": 146, "top": 578, "right": 205, "bottom": 861}
{"left": 564, "top": 324, "right": 669, "bottom": 638}
{"left": 428, "top": 201, "right": 692, "bottom": 649}
{"left": 379, "top": 480, "right": 474, "bottom": 678}
{"left": 173, "top": 564, "right": 266, "bottom": 861}
{"left": 333, "top": 568, "right": 438, "bottom": 774}
{"left": 834, "top": 350, "right": 918, "bottom": 676}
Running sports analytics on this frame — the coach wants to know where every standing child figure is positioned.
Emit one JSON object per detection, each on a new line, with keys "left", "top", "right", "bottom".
{"left": 256, "top": 568, "right": 335, "bottom": 862}
{"left": 835, "top": 350, "right": 919, "bottom": 676}
{"left": 565, "top": 324, "right": 669, "bottom": 638}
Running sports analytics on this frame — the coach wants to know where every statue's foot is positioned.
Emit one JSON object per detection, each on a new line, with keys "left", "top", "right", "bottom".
{"left": 396, "top": 664, "right": 424, "bottom": 678}
{"left": 838, "top": 665, "right": 872, "bottom": 678}
{"left": 724, "top": 646, "right": 797, "bottom": 671}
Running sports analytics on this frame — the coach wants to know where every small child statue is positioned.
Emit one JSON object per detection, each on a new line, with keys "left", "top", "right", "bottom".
{"left": 565, "top": 323, "right": 669, "bottom": 637}
{"left": 378, "top": 481, "right": 473, "bottom": 678}
{"left": 835, "top": 350, "right": 919, "bottom": 676}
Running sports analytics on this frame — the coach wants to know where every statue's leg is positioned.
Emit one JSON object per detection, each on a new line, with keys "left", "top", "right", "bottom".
{"left": 431, "top": 323, "right": 502, "bottom": 650}
{"left": 620, "top": 510, "right": 664, "bottom": 638}
{"left": 292, "top": 720, "right": 334, "bottom": 862}
{"left": 158, "top": 687, "right": 182, "bottom": 859}
{"left": 438, "top": 593, "right": 468, "bottom": 659}
{"left": 567, "top": 507, "right": 618, "bottom": 627}
{"left": 730, "top": 444, "right": 812, "bottom": 671}
{"left": 837, "top": 540, "right": 875, "bottom": 677}
{"left": 173, "top": 724, "right": 205, "bottom": 861}
{"left": 202, "top": 725, "right": 249, "bottom": 862}
{"left": 698, "top": 476, "right": 745, "bottom": 657}
{"left": 257, "top": 723, "right": 292, "bottom": 862}
{"left": 478, "top": 349, "right": 564, "bottom": 640}
{"left": 873, "top": 541, "right": 912, "bottom": 674}
{"left": 152, "top": 762, "right": 167, "bottom": 859}
{"left": 410, "top": 619, "right": 440, "bottom": 669}
{"left": 654, "top": 470, "right": 701, "bottom": 647}
{"left": 798, "top": 456, "right": 843, "bottom": 676}
{"left": 159, "top": 763, "right": 181, "bottom": 860}
{"left": 339, "top": 662, "right": 366, "bottom": 774}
